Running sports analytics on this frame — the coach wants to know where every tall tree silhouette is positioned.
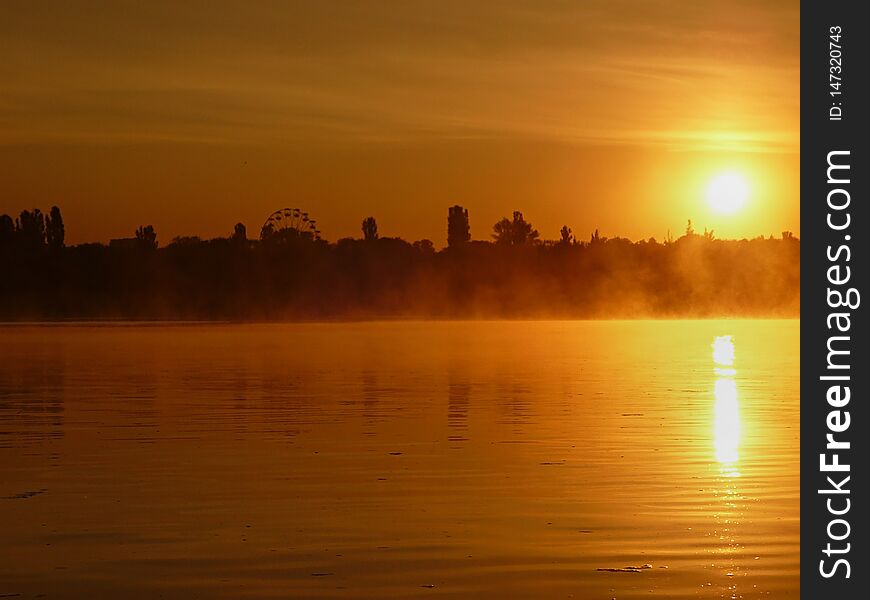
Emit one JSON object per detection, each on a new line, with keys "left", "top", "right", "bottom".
{"left": 590, "top": 228, "right": 602, "bottom": 244}
{"left": 135, "top": 225, "right": 158, "bottom": 250}
{"left": 685, "top": 219, "right": 695, "bottom": 237}
{"left": 0, "top": 214, "right": 14, "bottom": 249}
{"left": 492, "top": 211, "right": 539, "bottom": 245}
{"left": 559, "top": 225, "right": 574, "bottom": 245}
{"left": 46, "top": 206, "right": 65, "bottom": 251}
{"left": 16, "top": 209, "right": 46, "bottom": 251}
{"left": 447, "top": 205, "right": 470, "bottom": 247}
{"left": 362, "top": 216, "right": 378, "bottom": 241}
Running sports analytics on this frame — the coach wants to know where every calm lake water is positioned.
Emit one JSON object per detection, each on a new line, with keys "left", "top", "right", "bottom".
{"left": 0, "top": 320, "right": 798, "bottom": 599}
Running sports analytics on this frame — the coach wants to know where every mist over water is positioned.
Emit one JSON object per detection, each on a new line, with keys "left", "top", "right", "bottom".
{"left": 0, "top": 216, "right": 799, "bottom": 320}
{"left": 0, "top": 320, "right": 798, "bottom": 599}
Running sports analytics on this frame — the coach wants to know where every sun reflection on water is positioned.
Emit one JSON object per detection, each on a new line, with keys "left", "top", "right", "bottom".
{"left": 709, "top": 335, "right": 745, "bottom": 596}
{"left": 712, "top": 336, "right": 740, "bottom": 471}
{"left": 712, "top": 335, "right": 735, "bottom": 366}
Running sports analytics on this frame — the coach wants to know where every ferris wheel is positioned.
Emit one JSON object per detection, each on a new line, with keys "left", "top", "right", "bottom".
{"left": 260, "top": 208, "right": 321, "bottom": 241}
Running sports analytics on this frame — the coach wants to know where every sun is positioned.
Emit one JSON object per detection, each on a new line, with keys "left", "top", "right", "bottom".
{"left": 706, "top": 172, "right": 749, "bottom": 214}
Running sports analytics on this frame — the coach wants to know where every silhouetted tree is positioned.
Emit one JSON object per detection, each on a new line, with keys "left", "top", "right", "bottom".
{"left": 16, "top": 209, "right": 46, "bottom": 251}
{"left": 559, "top": 225, "right": 574, "bottom": 245}
{"left": 492, "top": 218, "right": 511, "bottom": 244}
{"left": 447, "top": 205, "right": 471, "bottom": 247}
{"left": 46, "top": 206, "right": 65, "bottom": 251}
{"left": 0, "top": 214, "right": 14, "bottom": 249}
{"left": 135, "top": 225, "right": 158, "bottom": 250}
{"left": 362, "top": 216, "right": 378, "bottom": 241}
{"left": 685, "top": 219, "right": 695, "bottom": 237}
{"left": 232, "top": 222, "right": 247, "bottom": 244}
{"left": 413, "top": 239, "right": 435, "bottom": 255}
{"left": 492, "top": 211, "right": 539, "bottom": 245}
{"left": 170, "top": 235, "right": 201, "bottom": 246}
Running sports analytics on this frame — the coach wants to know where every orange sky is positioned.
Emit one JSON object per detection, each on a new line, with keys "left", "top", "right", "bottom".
{"left": 0, "top": 1, "right": 799, "bottom": 246}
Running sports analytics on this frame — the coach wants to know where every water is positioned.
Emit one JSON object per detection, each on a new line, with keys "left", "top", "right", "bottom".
{"left": 0, "top": 320, "right": 799, "bottom": 599}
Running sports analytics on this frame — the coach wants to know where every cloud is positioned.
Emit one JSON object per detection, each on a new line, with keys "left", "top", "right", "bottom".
{"left": 0, "top": 1, "right": 798, "bottom": 152}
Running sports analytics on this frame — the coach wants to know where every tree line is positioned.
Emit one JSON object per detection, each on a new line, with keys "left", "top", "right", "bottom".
{"left": 0, "top": 205, "right": 799, "bottom": 320}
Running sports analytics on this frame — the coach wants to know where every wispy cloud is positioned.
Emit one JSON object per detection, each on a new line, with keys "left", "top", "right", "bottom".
{"left": 0, "top": 0, "right": 798, "bottom": 152}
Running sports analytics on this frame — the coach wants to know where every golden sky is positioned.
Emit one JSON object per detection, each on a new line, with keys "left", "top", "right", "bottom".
{"left": 0, "top": 0, "right": 799, "bottom": 245}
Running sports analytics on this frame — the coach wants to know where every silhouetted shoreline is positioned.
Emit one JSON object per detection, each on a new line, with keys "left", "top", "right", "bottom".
{"left": 0, "top": 206, "right": 800, "bottom": 320}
